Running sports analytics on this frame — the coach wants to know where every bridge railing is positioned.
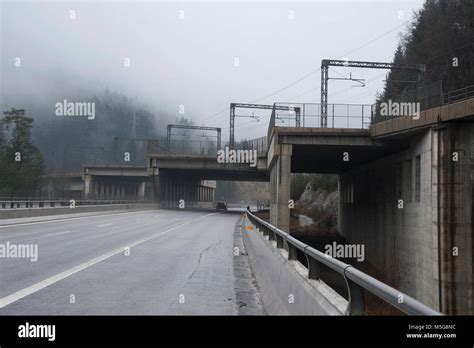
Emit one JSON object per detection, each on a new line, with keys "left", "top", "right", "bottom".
{"left": 443, "top": 84, "right": 474, "bottom": 104}
{"left": 272, "top": 102, "right": 372, "bottom": 130}
{"left": 246, "top": 210, "right": 441, "bottom": 316}
{"left": 0, "top": 199, "right": 144, "bottom": 209}
{"left": 371, "top": 81, "right": 443, "bottom": 123}
{"left": 239, "top": 136, "right": 267, "bottom": 156}
{"left": 147, "top": 138, "right": 220, "bottom": 156}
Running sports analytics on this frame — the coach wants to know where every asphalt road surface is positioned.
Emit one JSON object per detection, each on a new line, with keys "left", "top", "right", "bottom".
{"left": 0, "top": 209, "right": 263, "bottom": 315}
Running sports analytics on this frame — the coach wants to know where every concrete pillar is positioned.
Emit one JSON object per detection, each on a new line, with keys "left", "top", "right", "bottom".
{"left": 165, "top": 176, "right": 170, "bottom": 207}
{"left": 269, "top": 144, "right": 292, "bottom": 232}
{"left": 437, "top": 123, "right": 473, "bottom": 315}
{"left": 138, "top": 181, "right": 146, "bottom": 201}
{"left": 84, "top": 175, "right": 93, "bottom": 199}
{"left": 172, "top": 178, "right": 177, "bottom": 207}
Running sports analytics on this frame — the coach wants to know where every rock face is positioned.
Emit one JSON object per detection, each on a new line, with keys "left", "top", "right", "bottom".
{"left": 295, "top": 182, "right": 338, "bottom": 234}
{"left": 297, "top": 182, "right": 338, "bottom": 215}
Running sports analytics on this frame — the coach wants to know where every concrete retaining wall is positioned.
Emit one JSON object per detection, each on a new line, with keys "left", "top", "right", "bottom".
{"left": 339, "top": 129, "right": 438, "bottom": 309}
{"left": 339, "top": 123, "right": 474, "bottom": 315}
{"left": 0, "top": 203, "right": 160, "bottom": 220}
{"left": 243, "top": 218, "right": 347, "bottom": 315}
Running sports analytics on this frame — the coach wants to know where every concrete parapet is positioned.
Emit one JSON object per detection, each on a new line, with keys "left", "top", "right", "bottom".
{"left": 243, "top": 218, "right": 347, "bottom": 315}
{"left": 0, "top": 203, "right": 160, "bottom": 220}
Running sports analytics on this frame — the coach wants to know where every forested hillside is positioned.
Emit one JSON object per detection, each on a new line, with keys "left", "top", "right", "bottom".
{"left": 378, "top": 0, "right": 473, "bottom": 102}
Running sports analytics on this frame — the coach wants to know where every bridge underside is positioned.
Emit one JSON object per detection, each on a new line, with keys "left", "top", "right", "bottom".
{"left": 157, "top": 168, "right": 268, "bottom": 181}
{"left": 291, "top": 143, "right": 406, "bottom": 173}
{"left": 267, "top": 128, "right": 408, "bottom": 231}
{"left": 83, "top": 165, "right": 151, "bottom": 200}
{"left": 148, "top": 155, "right": 268, "bottom": 208}
{"left": 149, "top": 155, "right": 269, "bottom": 182}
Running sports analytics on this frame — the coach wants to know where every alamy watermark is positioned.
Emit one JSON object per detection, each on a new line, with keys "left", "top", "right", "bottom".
{"left": 0, "top": 242, "right": 38, "bottom": 262}
{"left": 18, "top": 322, "right": 55, "bottom": 341}
{"left": 325, "top": 242, "right": 365, "bottom": 262}
{"left": 379, "top": 100, "right": 420, "bottom": 120}
{"left": 55, "top": 99, "right": 95, "bottom": 120}
{"left": 217, "top": 147, "right": 257, "bottom": 167}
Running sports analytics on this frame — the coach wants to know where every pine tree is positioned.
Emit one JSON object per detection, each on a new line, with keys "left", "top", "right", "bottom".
{"left": 379, "top": 0, "right": 474, "bottom": 102}
{"left": 0, "top": 108, "right": 45, "bottom": 197}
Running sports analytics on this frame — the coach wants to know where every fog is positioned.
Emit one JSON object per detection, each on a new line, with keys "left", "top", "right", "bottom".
{"left": 1, "top": 0, "right": 425, "bottom": 141}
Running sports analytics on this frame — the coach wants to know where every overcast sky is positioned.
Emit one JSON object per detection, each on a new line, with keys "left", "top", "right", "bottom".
{"left": 1, "top": 0, "right": 425, "bottom": 140}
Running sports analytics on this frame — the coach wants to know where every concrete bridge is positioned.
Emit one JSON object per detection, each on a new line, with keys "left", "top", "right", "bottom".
{"left": 16, "top": 85, "right": 471, "bottom": 316}
{"left": 146, "top": 86, "right": 473, "bottom": 315}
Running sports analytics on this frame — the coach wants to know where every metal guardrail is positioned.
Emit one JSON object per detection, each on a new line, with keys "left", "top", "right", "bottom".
{"left": 147, "top": 138, "right": 220, "bottom": 156}
{"left": 246, "top": 211, "right": 442, "bottom": 316}
{"left": 443, "top": 85, "right": 474, "bottom": 104}
{"left": 240, "top": 136, "right": 268, "bottom": 156}
{"left": 273, "top": 102, "right": 372, "bottom": 130}
{"left": 0, "top": 199, "right": 143, "bottom": 209}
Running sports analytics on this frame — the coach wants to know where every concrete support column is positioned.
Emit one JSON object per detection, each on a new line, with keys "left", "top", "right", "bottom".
{"left": 138, "top": 181, "right": 146, "bottom": 201}
{"left": 437, "top": 123, "right": 474, "bottom": 315}
{"left": 172, "top": 178, "right": 177, "bottom": 207}
{"left": 84, "top": 175, "right": 93, "bottom": 199}
{"left": 167, "top": 177, "right": 171, "bottom": 207}
{"left": 269, "top": 144, "right": 292, "bottom": 232}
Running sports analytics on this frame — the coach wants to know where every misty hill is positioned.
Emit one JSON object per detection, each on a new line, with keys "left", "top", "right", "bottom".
{"left": 379, "top": 0, "right": 474, "bottom": 102}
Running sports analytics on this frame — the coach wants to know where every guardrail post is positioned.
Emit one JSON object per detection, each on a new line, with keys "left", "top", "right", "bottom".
{"left": 308, "top": 257, "right": 321, "bottom": 280}
{"left": 287, "top": 241, "right": 298, "bottom": 260}
{"left": 276, "top": 234, "right": 284, "bottom": 248}
{"left": 268, "top": 230, "right": 275, "bottom": 242}
{"left": 344, "top": 275, "right": 365, "bottom": 315}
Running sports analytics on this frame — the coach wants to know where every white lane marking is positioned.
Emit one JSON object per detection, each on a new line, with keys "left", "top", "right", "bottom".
{"left": 98, "top": 223, "right": 113, "bottom": 227}
{"left": 0, "top": 210, "right": 157, "bottom": 229}
{"left": 44, "top": 230, "right": 72, "bottom": 238}
{"left": 0, "top": 212, "right": 219, "bottom": 309}
{"left": 17, "top": 230, "right": 72, "bottom": 243}
{"left": 0, "top": 230, "right": 75, "bottom": 242}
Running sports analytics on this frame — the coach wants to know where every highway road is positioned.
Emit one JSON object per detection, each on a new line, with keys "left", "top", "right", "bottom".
{"left": 0, "top": 209, "right": 263, "bottom": 315}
